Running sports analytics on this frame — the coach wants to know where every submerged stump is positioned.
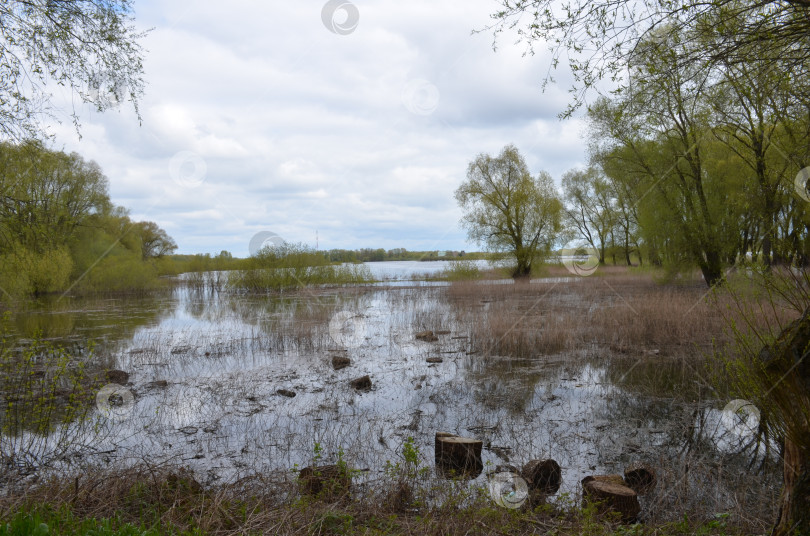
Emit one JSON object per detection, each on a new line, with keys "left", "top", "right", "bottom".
{"left": 106, "top": 370, "right": 129, "bottom": 385}
{"left": 416, "top": 331, "right": 439, "bottom": 342}
{"left": 349, "top": 375, "right": 372, "bottom": 391}
{"left": 435, "top": 432, "right": 483, "bottom": 478}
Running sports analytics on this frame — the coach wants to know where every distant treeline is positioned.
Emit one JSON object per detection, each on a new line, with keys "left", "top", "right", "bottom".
{"left": 323, "top": 248, "right": 482, "bottom": 263}
{"left": 162, "top": 248, "right": 488, "bottom": 276}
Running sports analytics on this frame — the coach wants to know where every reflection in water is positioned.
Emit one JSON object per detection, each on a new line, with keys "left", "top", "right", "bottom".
{"left": 0, "top": 279, "right": 780, "bottom": 522}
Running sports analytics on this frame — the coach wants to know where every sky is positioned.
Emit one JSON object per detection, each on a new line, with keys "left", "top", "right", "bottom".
{"left": 47, "top": 0, "right": 588, "bottom": 257}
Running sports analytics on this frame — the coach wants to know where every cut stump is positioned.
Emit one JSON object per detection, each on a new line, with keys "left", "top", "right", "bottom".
{"left": 299, "top": 464, "right": 351, "bottom": 497}
{"left": 624, "top": 465, "right": 656, "bottom": 495}
{"left": 435, "top": 432, "right": 482, "bottom": 478}
{"left": 106, "top": 370, "right": 129, "bottom": 385}
{"left": 582, "top": 474, "right": 627, "bottom": 488}
{"left": 521, "top": 459, "right": 562, "bottom": 495}
{"left": 332, "top": 356, "right": 352, "bottom": 370}
{"left": 416, "top": 331, "right": 439, "bottom": 342}
{"left": 349, "top": 375, "right": 372, "bottom": 391}
{"left": 582, "top": 477, "right": 641, "bottom": 522}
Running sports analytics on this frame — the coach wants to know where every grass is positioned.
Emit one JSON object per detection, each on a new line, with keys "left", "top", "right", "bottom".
{"left": 0, "top": 465, "right": 759, "bottom": 535}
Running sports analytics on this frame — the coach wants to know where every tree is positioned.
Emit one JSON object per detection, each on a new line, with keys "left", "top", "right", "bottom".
{"left": 134, "top": 221, "right": 177, "bottom": 260}
{"left": 561, "top": 166, "right": 616, "bottom": 265}
{"left": 588, "top": 26, "right": 748, "bottom": 286}
{"left": 487, "top": 0, "right": 810, "bottom": 116}
{"left": 455, "top": 144, "right": 563, "bottom": 278}
{"left": 0, "top": 0, "right": 146, "bottom": 139}
{"left": 0, "top": 140, "right": 110, "bottom": 253}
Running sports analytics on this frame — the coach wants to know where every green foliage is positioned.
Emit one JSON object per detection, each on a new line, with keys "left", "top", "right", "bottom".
{"left": 456, "top": 144, "right": 564, "bottom": 278}
{"left": 0, "top": 142, "right": 176, "bottom": 298}
{"left": 228, "top": 243, "right": 374, "bottom": 292}
{"left": 440, "top": 260, "right": 482, "bottom": 281}
{"left": 0, "top": 244, "right": 73, "bottom": 297}
{"left": 0, "top": 1, "right": 146, "bottom": 140}
{"left": 0, "top": 506, "right": 171, "bottom": 536}
{"left": 488, "top": 0, "right": 810, "bottom": 118}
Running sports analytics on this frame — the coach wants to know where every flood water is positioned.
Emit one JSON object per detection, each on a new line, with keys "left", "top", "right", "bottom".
{"left": 0, "top": 263, "right": 779, "bottom": 520}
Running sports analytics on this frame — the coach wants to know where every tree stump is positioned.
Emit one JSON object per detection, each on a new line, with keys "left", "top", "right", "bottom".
{"left": 623, "top": 465, "right": 656, "bottom": 495}
{"left": 299, "top": 465, "right": 351, "bottom": 497}
{"left": 349, "top": 375, "right": 372, "bottom": 391}
{"left": 582, "top": 474, "right": 626, "bottom": 488}
{"left": 332, "top": 356, "right": 351, "bottom": 370}
{"left": 435, "top": 432, "right": 482, "bottom": 478}
{"left": 106, "top": 370, "right": 129, "bottom": 385}
{"left": 416, "top": 331, "right": 439, "bottom": 342}
{"left": 582, "top": 477, "right": 640, "bottom": 522}
{"left": 521, "top": 459, "right": 562, "bottom": 494}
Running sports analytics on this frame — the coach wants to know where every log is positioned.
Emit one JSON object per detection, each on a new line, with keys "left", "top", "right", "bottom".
{"left": 435, "top": 432, "right": 482, "bottom": 478}
{"left": 623, "top": 465, "right": 656, "bottom": 495}
{"left": 521, "top": 459, "right": 562, "bottom": 495}
{"left": 299, "top": 464, "right": 351, "bottom": 497}
{"left": 582, "top": 477, "right": 641, "bottom": 522}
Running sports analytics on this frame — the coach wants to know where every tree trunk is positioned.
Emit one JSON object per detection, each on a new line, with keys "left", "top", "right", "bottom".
{"left": 760, "top": 308, "right": 810, "bottom": 535}
{"left": 773, "top": 438, "right": 810, "bottom": 535}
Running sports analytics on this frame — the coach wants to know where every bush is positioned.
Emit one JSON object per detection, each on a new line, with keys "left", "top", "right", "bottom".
{"left": 441, "top": 260, "right": 482, "bottom": 281}
{"left": 0, "top": 245, "right": 73, "bottom": 298}
{"left": 228, "top": 243, "right": 373, "bottom": 291}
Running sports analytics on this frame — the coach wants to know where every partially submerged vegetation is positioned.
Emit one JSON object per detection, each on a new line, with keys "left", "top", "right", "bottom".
{"left": 0, "top": 267, "right": 796, "bottom": 534}
{"left": 227, "top": 242, "right": 374, "bottom": 292}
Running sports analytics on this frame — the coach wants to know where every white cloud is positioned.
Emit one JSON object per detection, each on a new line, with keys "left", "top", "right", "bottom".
{"left": 45, "top": 0, "right": 586, "bottom": 256}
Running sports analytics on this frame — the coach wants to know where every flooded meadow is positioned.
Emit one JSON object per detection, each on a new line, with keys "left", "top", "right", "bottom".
{"left": 0, "top": 263, "right": 783, "bottom": 526}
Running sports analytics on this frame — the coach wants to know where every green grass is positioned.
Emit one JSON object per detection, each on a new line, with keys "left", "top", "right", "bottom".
{"left": 0, "top": 507, "right": 180, "bottom": 536}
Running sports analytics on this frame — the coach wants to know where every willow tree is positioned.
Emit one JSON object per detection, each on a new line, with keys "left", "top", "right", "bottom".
{"left": 0, "top": 0, "right": 147, "bottom": 139}
{"left": 488, "top": 0, "right": 810, "bottom": 117}
{"left": 455, "top": 144, "right": 563, "bottom": 278}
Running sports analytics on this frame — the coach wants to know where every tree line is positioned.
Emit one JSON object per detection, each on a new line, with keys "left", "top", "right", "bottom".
{"left": 0, "top": 141, "right": 176, "bottom": 297}
{"left": 458, "top": 27, "right": 810, "bottom": 286}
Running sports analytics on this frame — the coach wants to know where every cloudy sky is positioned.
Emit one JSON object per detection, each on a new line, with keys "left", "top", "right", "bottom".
{"left": 49, "top": 0, "right": 588, "bottom": 256}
